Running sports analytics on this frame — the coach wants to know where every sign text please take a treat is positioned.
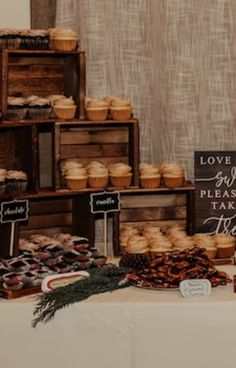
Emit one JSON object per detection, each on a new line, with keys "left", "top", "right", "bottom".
{"left": 195, "top": 151, "right": 236, "bottom": 234}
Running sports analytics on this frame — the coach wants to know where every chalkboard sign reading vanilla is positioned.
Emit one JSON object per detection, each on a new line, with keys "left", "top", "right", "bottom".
{"left": 195, "top": 151, "right": 236, "bottom": 234}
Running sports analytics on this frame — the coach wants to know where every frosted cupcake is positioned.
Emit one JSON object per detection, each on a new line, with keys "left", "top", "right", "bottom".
{"left": 161, "top": 162, "right": 185, "bottom": 188}
{"left": 54, "top": 97, "right": 76, "bottom": 120}
{"left": 0, "top": 28, "right": 20, "bottom": 49}
{"left": 139, "top": 163, "right": 161, "bottom": 189}
{"left": 50, "top": 28, "right": 78, "bottom": 51}
{"left": 28, "top": 98, "right": 52, "bottom": 120}
{"left": 126, "top": 235, "right": 149, "bottom": 255}
{"left": 65, "top": 174, "right": 88, "bottom": 190}
{"left": 88, "top": 165, "right": 109, "bottom": 189}
{"left": 110, "top": 97, "right": 132, "bottom": 121}
{"left": 0, "top": 168, "right": 7, "bottom": 195}
{"left": 109, "top": 163, "right": 132, "bottom": 187}
{"left": 193, "top": 233, "right": 217, "bottom": 259}
{"left": 7, "top": 97, "right": 28, "bottom": 120}
{"left": 86, "top": 99, "right": 109, "bottom": 121}
{"left": 214, "top": 234, "right": 235, "bottom": 258}
{"left": 19, "top": 29, "right": 49, "bottom": 49}
{"left": 6, "top": 170, "right": 28, "bottom": 194}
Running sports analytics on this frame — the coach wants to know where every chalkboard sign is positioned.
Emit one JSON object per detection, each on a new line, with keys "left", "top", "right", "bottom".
{"left": 0, "top": 199, "right": 29, "bottom": 223}
{"left": 90, "top": 191, "right": 120, "bottom": 214}
{"left": 195, "top": 151, "right": 236, "bottom": 234}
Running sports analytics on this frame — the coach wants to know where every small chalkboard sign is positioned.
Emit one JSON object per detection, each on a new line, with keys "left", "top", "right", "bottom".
{"left": 90, "top": 191, "right": 120, "bottom": 214}
{"left": 90, "top": 191, "right": 120, "bottom": 257}
{"left": 1, "top": 199, "right": 29, "bottom": 223}
{"left": 195, "top": 151, "right": 236, "bottom": 235}
{"left": 0, "top": 199, "right": 29, "bottom": 256}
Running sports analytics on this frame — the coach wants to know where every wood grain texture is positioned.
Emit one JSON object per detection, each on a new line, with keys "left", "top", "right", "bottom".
{"left": 120, "top": 206, "right": 186, "bottom": 222}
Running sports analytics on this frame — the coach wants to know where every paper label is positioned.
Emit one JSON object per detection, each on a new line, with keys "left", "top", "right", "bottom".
{"left": 180, "top": 279, "right": 212, "bottom": 298}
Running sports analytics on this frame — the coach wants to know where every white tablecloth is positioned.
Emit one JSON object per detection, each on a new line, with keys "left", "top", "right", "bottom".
{"left": 1, "top": 266, "right": 236, "bottom": 368}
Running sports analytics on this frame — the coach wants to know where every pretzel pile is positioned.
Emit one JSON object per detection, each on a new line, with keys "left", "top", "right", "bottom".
{"left": 128, "top": 247, "right": 231, "bottom": 289}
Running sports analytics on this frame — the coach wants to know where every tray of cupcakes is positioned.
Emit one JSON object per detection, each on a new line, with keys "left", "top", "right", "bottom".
{"left": 85, "top": 96, "right": 133, "bottom": 121}
{"left": 7, "top": 95, "right": 77, "bottom": 122}
{"left": 0, "top": 233, "right": 106, "bottom": 298}
{"left": 119, "top": 224, "right": 235, "bottom": 265}
{"left": 60, "top": 159, "right": 133, "bottom": 190}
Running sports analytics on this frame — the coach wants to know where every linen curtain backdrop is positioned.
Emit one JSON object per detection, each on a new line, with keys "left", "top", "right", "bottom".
{"left": 54, "top": 0, "right": 236, "bottom": 180}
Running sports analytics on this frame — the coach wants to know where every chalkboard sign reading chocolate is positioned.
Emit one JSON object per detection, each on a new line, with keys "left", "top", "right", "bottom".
{"left": 195, "top": 151, "right": 236, "bottom": 234}
{"left": 90, "top": 191, "right": 120, "bottom": 214}
{"left": 1, "top": 199, "right": 29, "bottom": 223}
{"left": 0, "top": 199, "right": 29, "bottom": 257}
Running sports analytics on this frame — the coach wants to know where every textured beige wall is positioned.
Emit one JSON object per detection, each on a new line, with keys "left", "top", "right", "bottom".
{"left": 0, "top": 0, "right": 30, "bottom": 28}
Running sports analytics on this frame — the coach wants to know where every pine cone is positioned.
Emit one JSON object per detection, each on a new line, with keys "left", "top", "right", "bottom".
{"left": 119, "top": 253, "right": 149, "bottom": 270}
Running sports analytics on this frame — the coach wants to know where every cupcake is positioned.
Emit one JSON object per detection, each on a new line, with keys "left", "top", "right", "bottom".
{"left": 54, "top": 97, "right": 77, "bottom": 120}
{"left": 214, "top": 234, "right": 235, "bottom": 258}
{"left": 126, "top": 235, "right": 149, "bottom": 255}
{"left": 66, "top": 174, "right": 88, "bottom": 190}
{"left": 50, "top": 28, "right": 78, "bottom": 51}
{"left": 0, "top": 28, "right": 20, "bottom": 49}
{"left": 109, "top": 97, "right": 132, "bottom": 121}
{"left": 28, "top": 98, "right": 52, "bottom": 120}
{"left": 139, "top": 163, "right": 161, "bottom": 189}
{"left": 193, "top": 233, "right": 217, "bottom": 259}
{"left": 109, "top": 163, "right": 132, "bottom": 187}
{"left": 161, "top": 162, "right": 185, "bottom": 188}
{"left": 86, "top": 99, "right": 109, "bottom": 121}
{"left": 7, "top": 97, "right": 28, "bottom": 120}
{"left": 88, "top": 165, "right": 109, "bottom": 189}
{"left": 0, "top": 169, "right": 7, "bottom": 195}
{"left": 6, "top": 170, "right": 28, "bottom": 194}
{"left": 19, "top": 29, "right": 49, "bottom": 50}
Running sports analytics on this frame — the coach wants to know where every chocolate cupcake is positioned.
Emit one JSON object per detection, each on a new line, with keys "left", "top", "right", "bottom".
{"left": 0, "top": 169, "right": 7, "bottom": 195}
{"left": 19, "top": 29, "right": 49, "bottom": 50}
{"left": 28, "top": 98, "right": 52, "bottom": 120}
{"left": 7, "top": 97, "right": 28, "bottom": 120}
{"left": 6, "top": 170, "right": 28, "bottom": 194}
{"left": 0, "top": 28, "right": 20, "bottom": 49}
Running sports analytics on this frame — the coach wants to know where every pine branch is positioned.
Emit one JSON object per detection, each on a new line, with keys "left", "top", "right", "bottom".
{"left": 32, "top": 265, "right": 132, "bottom": 328}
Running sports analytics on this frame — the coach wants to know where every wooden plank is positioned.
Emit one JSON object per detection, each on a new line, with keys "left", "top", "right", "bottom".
{"left": 60, "top": 129, "right": 129, "bottom": 145}
{"left": 9, "top": 65, "right": 64, "bottom": 79}
{"left": 9, "top": 78, "right": 64, "bottom": 96}
{"left": 29, "top": 199, "right": 73, "bottom": 215}
{"left": 121, "top": 194, "right": 186, "bottom": 208}
{"left": 119, "top": 220, "right": 186, "bottom": 230}
{"left": 20, "top": 226, "right": 73, "bottom": 238}
{"left": 120, "top": 206, "right": 186, "bottom": 222}
{"left": 59, "top": 156, "right": 129, "bottom": 168}
{"left": 20, "top": 212, "right": 72, "bottom": 230}
{"left": 8, "top": 56, "right": 64, "bottom": 65}
{"left": 60, "top": 143, "right": 128, "bottom": 159}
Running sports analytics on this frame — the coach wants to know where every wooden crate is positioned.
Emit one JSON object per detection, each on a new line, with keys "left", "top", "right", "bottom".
{"left": 0, "top": 49, "right": 86, "bottom": 120}
{"left": 113, "top": 183, "right": 195, "bottom": 255}
{"left": 19, "top": 192, "right": 95, "bottom": 245}
{"left": 54, "top": 120, "right": 140, "bottom": 189}
{"left": 0, "top": 123, "right": 38, "bottom": 193}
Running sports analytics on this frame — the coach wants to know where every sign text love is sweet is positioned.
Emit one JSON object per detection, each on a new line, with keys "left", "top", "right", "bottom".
{"left": 195, "top": 151, "right": 236, "bottom": 235}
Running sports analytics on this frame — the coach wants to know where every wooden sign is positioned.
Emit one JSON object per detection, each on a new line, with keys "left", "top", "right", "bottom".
{"left": 180, "top": 279, "right": 212, "bottom": 298}
{"left": 0, "top": 199, "right": 29, "bottom": 257}
{"left": 90, "top": 191, "right": 120, "bottom": 257}
{"left": 195, "top": 151, "right": 236, "bottom": 234}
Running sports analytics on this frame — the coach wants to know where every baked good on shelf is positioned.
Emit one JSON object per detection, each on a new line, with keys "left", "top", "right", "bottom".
{"left": 139, "top": 163, "right": 161, "bottom": 188}
{"left": 65, "top": 174, "right": 88, "bottom": 190}
{"left": 126, "top": 235, "right": 149, "bottom": 255}
{"left": 214, "top": 234, "right": 235, "bottom": 258}
{"left": 53, "top": 97, "right": 76, "bottom": 120}
{"left": 88, "top": 165, "right": 109, "bottom": 189}
{"left": 0, "top": 29, "right": 20, "bottom": 49}
{"left": 0, "top": 169, "right": 7, "bottom": 195}
{"left": 110, "top": 97, "right": 132, "bottom": 120}
{"left": 19, "top": 29, "right": 49, "bottom": 50}
{"left": 7, "top": 97, "right": 28, "bottom": 120}
{"left": 85, "top": 99, "right": 109, "bottom": 121}
{"left": 109, "top": 163, "right": 132, "bottom": 187}
{"left": 49, "top": 28, "right": 78, "bottom": 51}
{"left": 160, "top": 162, "right": 185, "bottom": 188}
{"left": 28, "top": 97, "right": 52, "bottom": 120}
{"left": 6, "top": 170, "right": 28, "bottom": 194}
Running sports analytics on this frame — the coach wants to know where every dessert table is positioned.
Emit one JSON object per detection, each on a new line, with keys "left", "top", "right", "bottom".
{"left": 1, "top": 265, "right": 236, "bottom": 368}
